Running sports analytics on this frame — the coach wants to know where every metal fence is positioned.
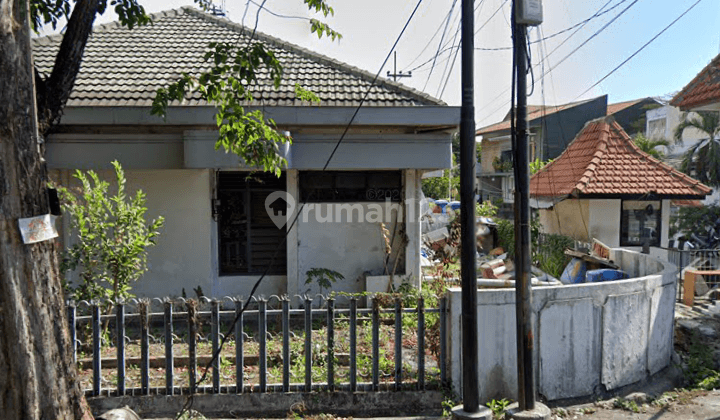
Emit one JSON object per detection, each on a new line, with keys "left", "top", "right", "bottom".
{"left": 67, "top": 295, "right": 447, "bottom": 397}
{"left": 666, "top": 249, "right": 720, "bottom": 302}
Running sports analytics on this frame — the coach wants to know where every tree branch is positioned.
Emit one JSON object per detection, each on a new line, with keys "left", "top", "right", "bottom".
{"left": 36, "top": 0, "right": 99, "bottom": 134}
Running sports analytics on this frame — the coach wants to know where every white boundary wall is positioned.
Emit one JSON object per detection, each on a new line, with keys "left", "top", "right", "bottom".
{"left": 446, "top": 249, "right": 676, "bottom": 403}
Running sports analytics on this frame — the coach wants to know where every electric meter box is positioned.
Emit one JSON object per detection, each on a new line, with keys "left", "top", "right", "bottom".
{"left": 516, "top": 0, "right": 543, "bottom": 26}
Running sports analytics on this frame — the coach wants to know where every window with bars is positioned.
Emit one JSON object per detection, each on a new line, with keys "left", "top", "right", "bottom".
{"left": 216, "top": 172, "right": 287, "bottom": 275}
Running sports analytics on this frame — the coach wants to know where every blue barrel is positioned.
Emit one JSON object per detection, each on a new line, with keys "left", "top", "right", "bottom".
{"left": 586, "top": 269, "right": 628, "bottom": 283}
{"left": 435, "top": 200, "right": 449, "bottom": 213}
{"left": 560, "top": 258, "right": 587, "bottom": 284}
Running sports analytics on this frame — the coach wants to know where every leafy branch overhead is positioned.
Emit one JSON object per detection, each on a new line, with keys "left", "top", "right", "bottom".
{"left": 152, "top": 0, "right": 340, "bottom": 175}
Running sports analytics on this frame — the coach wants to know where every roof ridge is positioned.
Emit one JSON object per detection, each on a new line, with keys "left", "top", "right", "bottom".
{"left": 575, "top": 119, "right": 612, "bottom": 192}
{"left": 180, "top": 7, "right": 445, "bottom": 106}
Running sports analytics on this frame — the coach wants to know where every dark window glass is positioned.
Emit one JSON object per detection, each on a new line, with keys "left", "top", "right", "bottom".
{"left": 299, "top": 171, "right": 402, "bottom": 202}
{"left": 217, "top": 172, "right": 287, "bottom": 275}
{"left": 620, "top": 200, "right": 661, "bottom": 247}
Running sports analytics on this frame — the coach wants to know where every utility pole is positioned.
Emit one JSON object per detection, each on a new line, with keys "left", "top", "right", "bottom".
{"left": 386, "top": 52, "right": 412, "bottom": 81}
{"left": 451, "top": 1, "right": 491, "bottom": 418}
{"left": 506, "top": 1, "right": 550, "bottom": 419}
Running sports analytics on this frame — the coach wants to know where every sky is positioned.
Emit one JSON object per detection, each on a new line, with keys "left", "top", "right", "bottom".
{"left": 46, "top": 0, "right": 720, "bottom": 128}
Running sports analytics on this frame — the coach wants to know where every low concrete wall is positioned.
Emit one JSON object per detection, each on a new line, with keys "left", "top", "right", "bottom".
{"left": 88, "top": 391, "right": 445, "bottom": 418}
{"left": 447, "top": 248, "right": 676, "bottom": 403}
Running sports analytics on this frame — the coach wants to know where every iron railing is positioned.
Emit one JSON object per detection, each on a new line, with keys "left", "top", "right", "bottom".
{"left": 666, "top": 248, "right": 720, "bottom": 302}
{"left": 67, "top": 295, "right": 447, "bottom": 397}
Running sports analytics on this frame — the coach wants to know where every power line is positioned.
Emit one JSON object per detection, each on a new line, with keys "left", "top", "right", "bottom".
{"left": 422, "top": 0, "right": 458, "bottom": 90}
{"left": 476, "top": 0, "right": 640, "bottom": 125}
{"left": 575, "top": 0, "right": 705, "bottom": 100}
{"left": 411, "top": 0, "right": 627, "bottom": 73}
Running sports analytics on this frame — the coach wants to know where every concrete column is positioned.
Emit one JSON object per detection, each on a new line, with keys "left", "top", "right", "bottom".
{"left": 404, "top": 169, "right": 422, "bottom": 288}
{"left": 286, "top": 169, "right": 300, "bottom": 301}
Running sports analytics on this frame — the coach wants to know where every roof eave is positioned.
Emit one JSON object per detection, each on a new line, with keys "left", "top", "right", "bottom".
{"left": 58, "top": 105, "right": 461, "bottom": 127}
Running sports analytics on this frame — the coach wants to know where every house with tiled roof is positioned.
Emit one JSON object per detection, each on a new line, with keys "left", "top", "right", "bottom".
{"left": 36, "top": 7, "right": 459, "bottom": 299}
{"left": 475, "top": 94, "right": 659, "bottom": 217}
{"left": 529, "top": 117, "right": 710, "bottom": 257}
{"left": 671, "top": 53, "right": 720, "bottom": 112}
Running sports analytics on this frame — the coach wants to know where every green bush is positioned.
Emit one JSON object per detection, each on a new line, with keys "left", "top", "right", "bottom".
{"left": 58, "top": 161, "right": 164, "bottom": 302}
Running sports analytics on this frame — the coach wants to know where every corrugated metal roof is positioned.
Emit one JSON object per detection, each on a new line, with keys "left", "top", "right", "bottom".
{"left": 32, "top": 7, "right": 445, "bottom": 108}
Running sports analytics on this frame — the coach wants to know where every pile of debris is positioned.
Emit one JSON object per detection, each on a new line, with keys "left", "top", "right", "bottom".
{"left": 558, "top": 239, "right": 628, "bottom": 284}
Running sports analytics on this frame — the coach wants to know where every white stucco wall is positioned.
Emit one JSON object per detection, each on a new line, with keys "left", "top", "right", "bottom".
{"left": 588, "top": 199, "right": 621, "bottom": 247}
{"left": 55, "top": 169, "right": 287, "bottom": 299}
{"left": 296, "top": 202, "right": 402, "bottom": 296}
{"left": 538, "top": 199, "right": 590, "bottom": 241}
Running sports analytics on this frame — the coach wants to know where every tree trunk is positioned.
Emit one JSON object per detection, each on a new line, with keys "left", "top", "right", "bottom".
{"left": 0, "top": 0, "right": 92, "bottom": 418}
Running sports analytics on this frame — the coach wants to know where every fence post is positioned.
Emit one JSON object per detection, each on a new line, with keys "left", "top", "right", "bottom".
{"left": 92, "top": 303, "right": 101, "bottom": 396}
{"left": 211, "top": 299, "right": 220, "bottom": 393}
{"left": 327, "top": 297, "right": 335, "bottom": 391}
{"left": 417, "top": 296, "right": 425, "bottom": 390}
{"left": 140, "top": 300, "right": 150, "bottom": 395}
{"left": 116, "top": 302, "right": 125, "bottom": 396}
{"left": 304, "top": 295, "right": 312, "bottom": 392}
{"left": 282, "top": 297, "right": 290, "bottom": 392}
{"left": 235, "top": 299, "right": 244, "bottom": 394}
{"left": 259, "top": 298, "right": 267, "bottom": 393}
{"left": 394, "top": 297, "right": 402, "bottom": 391}
{"left": 440, "top": 295, "right": 447, "bottom": 386}
{"left": 164, "top": 300, "right": 174, "bottom": 395}
{"left": 372, "top": 296, "right": 380, "bottom": 391}
{"left": 350, "top": 297, "right": 357, "bottom": 392}
{"left": 188, "top": 300, "right": 198, "bottom": 394}
{"left": 68, "top": 303, "right": 77, "bottom": 363}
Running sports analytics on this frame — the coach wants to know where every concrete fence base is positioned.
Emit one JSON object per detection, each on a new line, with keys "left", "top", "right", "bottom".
{"left": 88, "top": 391, "right": 446, "bottom": 418}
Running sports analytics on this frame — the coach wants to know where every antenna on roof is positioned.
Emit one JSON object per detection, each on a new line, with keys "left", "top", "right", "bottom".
{"left": 201, "top": 0, "right": 226, "bottom": 16}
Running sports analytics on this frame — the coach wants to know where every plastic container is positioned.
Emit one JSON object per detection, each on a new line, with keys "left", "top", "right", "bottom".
{"left": 560, "top": 258, "right": 587, "bottom": 284}
{"left": 434, "top": 200, "right": 449, "bottom": 213}
{"left": 586, "top": 269, "right": 628, "bottom": 283}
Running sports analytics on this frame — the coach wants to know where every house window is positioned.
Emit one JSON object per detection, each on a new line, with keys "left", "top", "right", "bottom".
{"left": 217, "top": 171, "right": 287, "bottom": 275}
{"left": 620, "top": 200, "right": 661, "bottom": 247}
{"left": 299, "top": 171, "right": 402, "bottom": 202}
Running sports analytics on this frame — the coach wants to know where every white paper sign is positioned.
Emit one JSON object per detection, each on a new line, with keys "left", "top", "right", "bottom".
{"left": 18, "top": 214, "right": 59, "bottom": 244}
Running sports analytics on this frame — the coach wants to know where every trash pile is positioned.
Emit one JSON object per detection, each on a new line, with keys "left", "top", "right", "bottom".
{"left": 558, "top": 239, "right": 627, "bottom": 284}
{"left": 419, "top": 196, "right": 561, "bottom": 288}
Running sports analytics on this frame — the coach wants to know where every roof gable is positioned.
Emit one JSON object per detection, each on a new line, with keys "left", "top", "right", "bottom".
{"left": 477, "top": 96, "right": 606, "bottom": 137}
{"left": 529, "top": 117, "right": 712, "bottom": 198}
{"left": 32, "top": 7, "right": 444, "bottom": 108}
{"left": 671, "top": 53, "right": 720, "bottom": 110}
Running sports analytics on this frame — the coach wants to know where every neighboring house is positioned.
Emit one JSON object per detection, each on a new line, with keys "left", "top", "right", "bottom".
{"left": 35, "top": 7, "right": 459, "bottom": 299}
{"left": 645, "top": 104, "right": 706, "bottom": 173}
{"left": 670, "top": 52, "right": 720, "bottom": 112}
{"left": 669, "top": 52, "right": 720, "bottom": 204}
{"left": 529, "top": 117, "right": 711, "bottom": 259}
{"left": 475, "top": 95, "right": 660, "bottom": 216}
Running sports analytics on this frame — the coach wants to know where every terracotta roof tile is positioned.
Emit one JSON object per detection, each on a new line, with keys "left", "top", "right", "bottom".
{"left": 529, "top": 117, "right": 712, "bottom": 198}
{"left": 671, "top": 53, "right": 720, "bottom": 110}
{"left": 32, "top": 7, "right": 443, "bottom": 108}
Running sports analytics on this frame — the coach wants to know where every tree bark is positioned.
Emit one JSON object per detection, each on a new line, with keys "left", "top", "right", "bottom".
{"left": 0, "top": 0, "right": 92, "bottom": 418}
{"left": 36, "top": 0, "right": 99, "bottom": 132}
